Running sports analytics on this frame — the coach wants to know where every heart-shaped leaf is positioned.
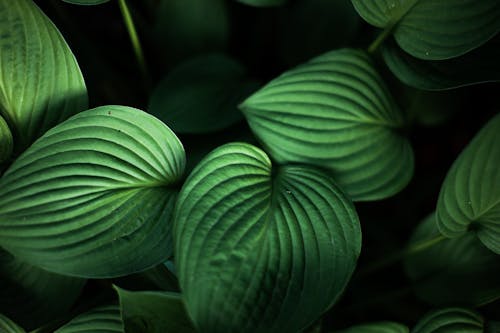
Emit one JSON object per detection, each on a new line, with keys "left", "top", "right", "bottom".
{"left": 115, "top": 286, "right": 196, "bottom": 333}
{"left": 412, "top": 308, "right": 483, "bottom": 333}
{"left": 236, "top": 0, "right": 286, "bottom": 7}
{"left": 0, "top": 105, "right": 185, "bottom": 277}
{"left": 352, "top": 0, "right": 500, "bottom": 60}
{"left": 0, "top": 0, "right": 88, "bottom": 151}
{"left": 436, "top": 113, "right": 500, "bottom": 254}
{"left": 405, "top": 214, "right": 500, "bottom": 306}
{"left": 61, "top": 0, "right": 111, "bottom": 4}
{"left": 240, "top": 48, "right": 414, "bottom": 201}
{"left": 174, "top": 142, "right": 361, "bottom": 333}
{"left": 0, "top": 115, "right": 13, "bottom": 164}
{"left": 54, "top": 305, "right": 124, "bottom": 333}
{"left": 337, "top": 321, "right": 409, "bottom": 333}
{"left": 0, "top": 315, "right": 26, "bottom": 333}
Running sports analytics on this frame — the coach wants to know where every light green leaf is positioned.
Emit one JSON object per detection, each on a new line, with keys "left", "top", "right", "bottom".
{"left": 337, "top": 321, "right": 409, "bottom": 333}
{"left": 0, "top": 115, "right": 13, "bottom": 163}
{"left": 412, "top": 308, "right": 483, "bottom": 333}
{"left": 240, "top": 48, "right": 414, "bottom": 201}
{"left": 236, "top": 0, "right": 287, "bottom": 7}
{"left": 175, "top": 142, "right": 361, "bottom": 333}
{"left": 61, "top": 0, "right": 111, "bottom": 4}
{"left": 54, "top": 305, "right": 124, "bottom": 333}
{"left": 149, "top": 54, "right": 259, "bottom": 134}
{"left": 0, "top": 314, "right": 26, "bottom": 333}
{"left": 115, "top": 286, "right": 196, "bottom": 333}
{"left": 352, "top": 0, "right": 500, "bottom": 60}
{"left": 0, "top": 105, "right": 185, "bottom": 277}
{"left": 382, "top": 37, "right": 500, "bottom": 90}
{"left": 436, "top": 113, "right": 500, "bottom": 254}
{"left": 0, "top": 0, "right": 88, "bottom": 151}
{"left": 0, "top": 250, "right": 85, "bottom": 330}
{"left": 405, "top": 214, "right": 500, "bottom": 307}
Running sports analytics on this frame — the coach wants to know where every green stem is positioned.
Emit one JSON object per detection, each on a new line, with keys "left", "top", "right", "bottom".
{"left": 367, "top": 25, "right": 394, "bottom": 54}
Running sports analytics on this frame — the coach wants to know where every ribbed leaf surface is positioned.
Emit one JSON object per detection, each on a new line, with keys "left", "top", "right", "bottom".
{"left": 54, "top": 305, "right": 124, "bottom": 333}
{"left": 0, "top": 115, "right": 12, "bottom": 163}
{"left": 0, "top": 0, "right": 88, "bottom": 150}
{"left": 412, "top": 308, "right": 483, "bottom": 333}
{"left": 351, "top": 0, "right": 500, "bottom": 60}
{"left": 0, "top": 106, "right": 185, "bottom": 277}
{"left": 337, "top": 321, "right": 409, "bottom": 333}
{"left": 436, "top": 113, "right": 500, "bottom": 254}
{"left": 240, "top": 48, "right": 413, "bottom": 201}
{"left": 0, "top": 315, "right": 25, "bottom": 333}
{"left": 175, "top": 142, "right": 361, "bottom": 333}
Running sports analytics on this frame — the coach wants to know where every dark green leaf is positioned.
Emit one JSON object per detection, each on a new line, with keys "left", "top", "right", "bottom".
{"left": 149, "top": 54, "right": 259, "bottom": 134}
{"left": 0, "top": 314, "right": 26, "bottom": 333}
{"left": 0, "top": 106, "right": 185, "bottom": 277}
{"left": 412, "top": 308, "right": 483, "bottom": 333}
{"left": 0, "top": 0, "right": 88, "bottom": 150}
{"left": 54, "top": 305, "right": 124, "bottom": 333}
{"left": 115, "top": 286, "right": 196, "bottom": 333}
{"left": 236, "top": 0, "right": 287, "bottom": 7}
{"left": 175, "top": 142, "right": 361, "bottom": 333}
{"left": 0, "top": 115, "right": 13, "bottom": 163}
{"left": 436, "top": 113, "right": 500, "bottom": 254}
{"left": 240, "top": 48, "right": 414, "bottom": 201}
{"left": 337, "top": 321, "right": 409, "bottom": 333}
{"left": 61, "top": 0, "right": 111, "bottom": 4}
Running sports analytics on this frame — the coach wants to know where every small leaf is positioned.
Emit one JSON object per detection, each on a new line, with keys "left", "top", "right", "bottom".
{"left": 236, "top": 0, "right": 287, "bottom": 7}
{"left": 175, "top": 143, "right": 361, "bottom": 333}
{"left": 115, "top": 286, "right": 196, "bottom": 333}
{"left": 0, "top": 105, "right": 185, "bottom": 277}
{"left": 54, "top": 305, "right": 124, "bottom": 333}
{"left": 240, "top": 48, "right": 414, "bottom": 201}
{"left": 149, "top": 54, "right": 259, "bottom": 134}
{"left": 0, "top": 115, "right": 13, "bottom": 163}
{"left": 412, "top": 308, "right": 483, "bottom": 333}
{"left": 337, "top": 321, "right": 409, "bottom": 333}
{"left": 0, "top": 314, "right": 26, "bottom": 333}
{"left": 0, "top": 0, "right": 88, "bottom": 151}
{"left": 61, "top": 0, "right": 111, "bottom": 4}
{"left": 405, "top": 214, "right": 500, "bottom": 306}
{"left": 436, "top": 113, "right": 500, "bottom": 254}
{"left": 351, "top": 0, "right": 500, "bottom": 60}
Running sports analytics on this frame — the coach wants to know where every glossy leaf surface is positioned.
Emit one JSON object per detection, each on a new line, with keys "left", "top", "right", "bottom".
{"left": 0, "top": 115, "right": 12, "bottom": 163}
{"left": 0, "top": 315, "right": 26, "bottom": 333}
{"left": 241, "top": 48, "right": 414, "bottom": 201}
{"left": 337, "top": 321, "right": 409, "bottom": 333}
{"left": 0, "top": 106, "right": 185, "bottom": 277}
{"left": 54, "top": 305, "right": 124, "bottom": 333}
{"left": 175, "top": 143, "right": 361, "bottom": 333}
{"left": 412, "top": 308, "right": 483, "bottom": 333}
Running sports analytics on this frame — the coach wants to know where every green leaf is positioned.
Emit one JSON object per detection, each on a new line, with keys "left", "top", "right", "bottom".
{"left": 0, "top": 250, "right": 85, "bottom": 330}
{"left": 436, "top": 113, "right": 500, "bottom": 254}
{"left": 174, "top": 142, "right": 361, "bottom": 333}
{"left": 0, "top": 105, "right": 185, "bottom": 277}
{"left": 0, "top": 314, "right": 26, "bottom": 333}
{"left": 412, "top": 308, "right": 483, "bottom": 333}
{"left": 0, "top": 115, "right": 13, "bottom": 163}
{"left": 351, "top": 0, "right": 500, "bottom": 60}
{"left": 382, "top": 37, "right": 500, "bottom": 90}
{"left": 149, "top": 54, "right": 259, "bottom": 134}
{"left": 405, "top": 214, "right": 500, "bottom": 306}
{"left": 0, "top": 0, "right": 88, "bottom": 151}
{"left": 240, "top": 48, "right": 414, "bottom": 201}
{"left": 236, "top": 0, "right": 287, "bottom": 7}
{"left": 61, "top": 0, "right": 111, "bottom": 4}
{"left": 337, "top": 321, "right": 409, "bottom": 333}
{"left": 54, "top": 305, "right": 124, "bottom": 333}
{"left": 115, "top": 286, "right": 196, "bottom": 333}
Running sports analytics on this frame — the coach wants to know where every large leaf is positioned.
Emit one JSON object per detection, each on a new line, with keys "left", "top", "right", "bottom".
{"left": 412, "top": 308, "right": 483, "bottom": 333}
{"left": 61, "top": 0, "right": 111, "bottom": 4}
{"left": 0, "top": 250, "right": 85, "bottom": 330}
{"left": 351, "top": 0, "right": 500, "bottom": 60}
{"left": 115, "top": 286, "right": 196, "bottom": 333}
{"left": 382, "top": 37, "right": 500, "bottom": 90}
{"left": 54, "top": 305, "right": 124, "bottom": 333}
{"left": 0, "top": 0, "right": 88, "bottom": 150}
{"left": 0, "top": 114, "right": 12, "bottom": 163}
{"left": 174, "top": 142, "right": 361, "bottom": 333}
{"left": 337, "top": 321, "right": 409, "bottom": 333}
{"left": 240, "top": 48, "right": 414, "bottom": 201}
{"left": 404, "top": 214, "right": 500, "bottom": 306}
{"left": 0, "top": 315, "right": 26, "bottom": 333}
{"left": 149, "top": 54, "right": 259, "bottom": 134}
{"left": 436, "top": 113, "right": 500, "bottom": 254}
{"left": 236, "top": 0, "right": 287, "bottom": 7}
{"left": 0, "top": 105, "right": 185, "bottom": 277}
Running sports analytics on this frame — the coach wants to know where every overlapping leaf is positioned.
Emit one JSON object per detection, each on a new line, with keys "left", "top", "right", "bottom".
{"left": 0, "top": 315, "right": 25, "bottom": 333}
{"left": 337, "top": 321, "right": 409, "bottom": 333}
{"left": 175, "top": 142, "right": 361, "bottom": 333}
{"left": 0, "top": 0, "right": 88, "bottom": 151}
{"left": 436, "top": 113, "right": 500, "bottom": 254}
{"left": 0, "top": 115, "right": 13, "bottom": 163}
{"left": 54, "top": 305, "right": 124, "bottom": 333}
{"left": 351, "top": 0, "right": 500, "bottom": 60}
{"left": 240, "top": 48, "right": 414, "bottom": 201}
{"left": 412, "top": 308, "right": 483, "bottom": 333}
{"left": 0, "top": 105, "right": 185, "bottom": 277}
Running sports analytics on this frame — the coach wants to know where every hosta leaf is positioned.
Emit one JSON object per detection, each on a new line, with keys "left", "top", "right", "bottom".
{"left": 382, "top": 38, "right": 500, "bottom": 90}
{"left": 149, "top": 54, "right": 259, "bottom": 134}
{"left": 0, "top": 250, "right": 85, "bottom": 330}
{"left": 175, "top": 143, "right": 361, "bottom": 333}
{"left": 240, "top": 48, "right": 414, "bottom": 201}
{"left": 405, "top": 214, "right": 500, "bottom": 306}
{"left": 61, "top": 0, "right": 111, "bottom": 4}
{"left": 412, "top": 308, "right": 483, "bottom": 333}
{"left": 351, "top": 0, "right": 500, "bottom": 60}
{"left": 0, "top": 0, "right": 88, "bottom": 150}
{"left": 337, "top": 321, "right": 409, "bottom": 333}
{"left": 436, "top": 113, "right": 500, "bottom": 254}
{"left": 0, "top": 314, "right": 26, "bottom": 333}
{"left": 236, "top": 0, "right": 287, "bottom": 7}
{"left": 54, "top": 305, "right": 124, "bottom": 333}
{"left": 0, "top": 105, "right": 185, "bottom": 277}
{"left": 0, "top": 115, "right": 13, "bottom": 163}
{"left": 115, "top": 286, "right": 196, "bottom": 333}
